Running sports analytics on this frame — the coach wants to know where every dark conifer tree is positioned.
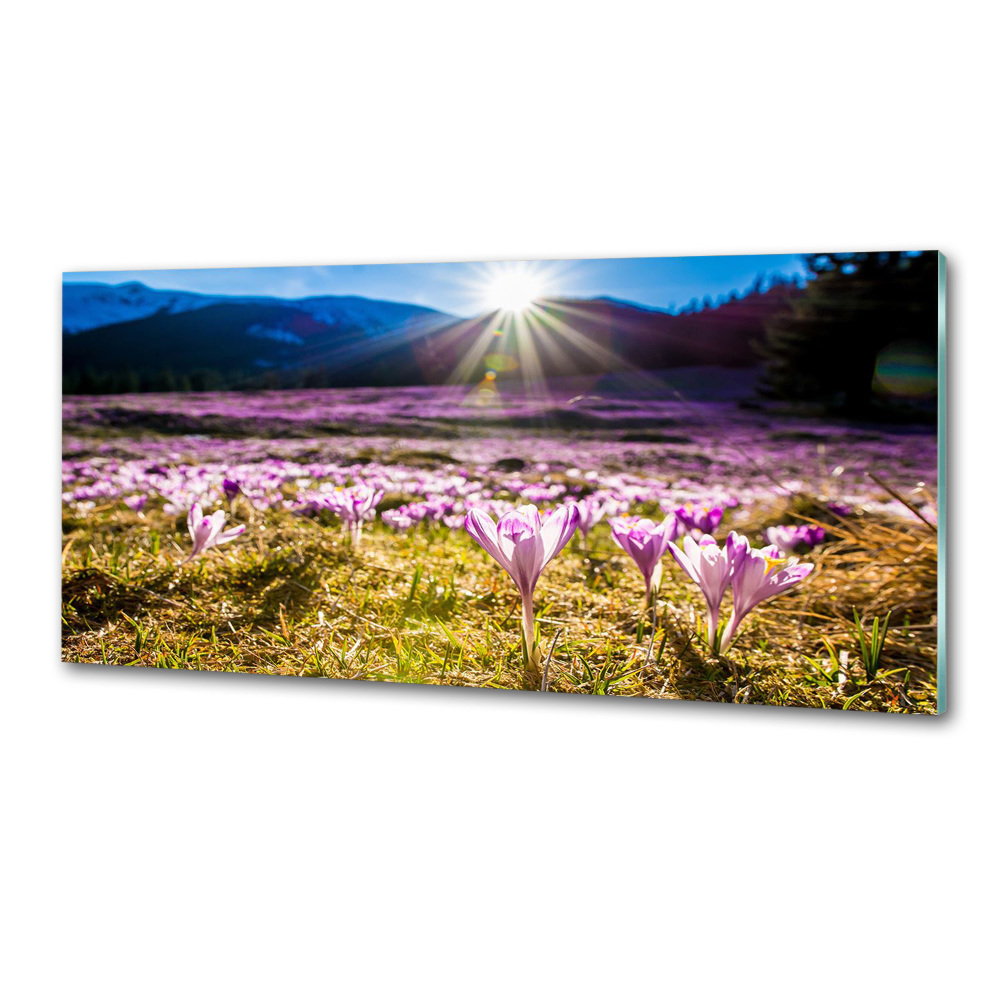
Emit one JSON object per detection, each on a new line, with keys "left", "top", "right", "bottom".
{"left": 757, "top": 251, "right": 938, "bottom": 415}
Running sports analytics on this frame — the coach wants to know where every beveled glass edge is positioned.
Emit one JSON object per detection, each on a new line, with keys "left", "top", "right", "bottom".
{"left": 937, "top": 251, "right": 947, "bottom": 715}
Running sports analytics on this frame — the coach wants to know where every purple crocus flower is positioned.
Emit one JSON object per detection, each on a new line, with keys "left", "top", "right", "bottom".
{"left": 827, "top": 501, "right": 852, "bottom": 517}
{"left": 465, "top": 503, "right": 579, "bottom": 683}
{"left": 324, "top": 485, "right": 384, "bottom": 546}
{"left": 764, "top": 524, "right": 826, "bottom": 556}
{"left": 674, "top": 503, "right": 725, "bottom": 536}
{"left": 185, "top": 502, "right": 246, "bottom": 561}
{"left": 719, "top": 536, "right": 813, "bottom": 652}
{"left": 802, "top": 525, "right": 825, "bottom": 548}
{"left": 381, "top": 509, "right": 415, "bottom": 531}
{"left": 609, "top": 514, "right": 681, "bottom": 603}
{"left": 667, "top": 532, "right": 749, "bottom": 650}
{"left": 570, "top": 496, "right": 620, "bottom": 556}
{"left": 573, "top": 497, "right": 611, "bottom": 539}
{"left": 222, "top": 477, "right": 242, "bottom": 502}
{"left": 123, "top": 494, "right": 147, "bottom": 513}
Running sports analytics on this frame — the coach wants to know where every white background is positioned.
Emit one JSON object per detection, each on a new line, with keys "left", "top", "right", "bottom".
{"left": 3, "top": 2, "right": 996, "bottom": 997}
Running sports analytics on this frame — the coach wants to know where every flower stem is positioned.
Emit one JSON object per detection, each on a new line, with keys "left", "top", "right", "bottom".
{"left": 719, "top": 613, "right": 739, "bottom": 653}
{"left": 644, "top": 593, "right": 657, "bottom": 668}
{"left": 520, "top": 596, "right": 541, "bottom": 689}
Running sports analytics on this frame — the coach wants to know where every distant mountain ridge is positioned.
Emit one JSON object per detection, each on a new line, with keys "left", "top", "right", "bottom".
{"left": 62, "top": 279, "right": 799, "bottom": 393}
{"left": 63, "top": 280, "right": 451, "bottom": 334}
{"left": 63, "top": 282, "right": 224, "bottom": 333}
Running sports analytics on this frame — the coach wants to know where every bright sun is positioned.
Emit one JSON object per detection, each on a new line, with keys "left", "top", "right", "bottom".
{"left": 485, "top": 268, "right": 545, "bottom": 313}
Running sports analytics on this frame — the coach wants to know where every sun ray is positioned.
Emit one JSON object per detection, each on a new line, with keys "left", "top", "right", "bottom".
{"left": 510, "top": 307, "right": 549, "bottom": 399}
{"left": 527, "top": 301, "right": 676, "bottom": 392}
{"left": 441, "top": 310, "right": 509, "bottom": 388}
{"left": 434, "top": 259, "right": 699, "bottom": 404}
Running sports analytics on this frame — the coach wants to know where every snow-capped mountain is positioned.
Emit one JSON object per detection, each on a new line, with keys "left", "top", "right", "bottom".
{"left": 63, "top": 281, "right": 452, "bottom": 336}
{"left": 62, "top": 282, "right": 224, "bottom": 333}
{"left": 291, "top": 295, "right": 449, "bottom": 331}
{"left": 62, "top": 281, "right": 463, "bottom": 391}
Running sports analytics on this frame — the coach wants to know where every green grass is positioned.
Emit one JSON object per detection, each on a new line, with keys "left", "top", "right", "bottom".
{"left": 61, "top": 497, "right": 939, "bottom": 712}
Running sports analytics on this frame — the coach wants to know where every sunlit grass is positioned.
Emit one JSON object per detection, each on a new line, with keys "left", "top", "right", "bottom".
{"left": 62, "top": 497, "right": 938, "bottom": 712}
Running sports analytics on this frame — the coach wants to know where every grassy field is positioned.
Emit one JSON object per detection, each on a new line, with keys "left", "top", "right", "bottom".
{"left": 62, "top": 392, "right": 939, "bottom": 712}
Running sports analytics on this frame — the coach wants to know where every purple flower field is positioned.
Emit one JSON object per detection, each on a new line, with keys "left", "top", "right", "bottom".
{"left": 62, "top": 387, "right": 939, "bottom": 710}
{"left": 63, "top": 386, "right": 937, "bottom": 513}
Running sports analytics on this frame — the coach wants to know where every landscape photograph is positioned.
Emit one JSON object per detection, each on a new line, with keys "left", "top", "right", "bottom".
{"left": 61, "top": 251, "right": 943, "bottom": 712}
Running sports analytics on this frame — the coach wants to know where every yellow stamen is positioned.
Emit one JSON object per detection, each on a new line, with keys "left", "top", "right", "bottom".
{"left": 764, "top": 555, "right": 788, "bottom": 575}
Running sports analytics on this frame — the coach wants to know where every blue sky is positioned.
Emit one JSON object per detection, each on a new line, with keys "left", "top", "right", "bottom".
{"left": 64, "top": 253, "right": 810, "bottom": 318}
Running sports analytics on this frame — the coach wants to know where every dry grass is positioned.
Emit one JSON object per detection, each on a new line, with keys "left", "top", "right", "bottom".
{"left": 62, "top": 493, "right": 939, "bottom": 713}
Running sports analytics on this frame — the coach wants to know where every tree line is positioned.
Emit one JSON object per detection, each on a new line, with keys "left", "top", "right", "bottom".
{"left": 757, "top": 251, "right": 939, "bottom": 418}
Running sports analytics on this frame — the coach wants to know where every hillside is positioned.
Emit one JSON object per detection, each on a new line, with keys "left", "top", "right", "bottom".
{"left": 62, "top": 278, "right": 799, "bottom": 392}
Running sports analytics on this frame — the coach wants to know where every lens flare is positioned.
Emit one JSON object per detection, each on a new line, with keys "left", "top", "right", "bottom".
{"left": 484, "top": 353, "right": 518, "bottom": 372}
{"left": 873, "top": 340, "right": 937, "bottom": 398}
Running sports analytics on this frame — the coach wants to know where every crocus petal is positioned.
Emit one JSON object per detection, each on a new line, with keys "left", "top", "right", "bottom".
{"left": 540, "top": 503, "right": 579, "bottom": 564}
{"left": 192, "top": 514, "right": 220, "bottom": 554}
{"left": 206, "top": 510, "right": 227, "bottom": 547}
{"left": 215, "top": 524, "right": 246, "bottom": 544}
{"left": 496, "top": 505, "right": 541, "bottom": 565}
{"left": 728, "top": 539, "right": 814, "bottom": 640}
{"left": 504, "top": 519, "right": 545, "bottom": 596}
{"left": 662, "top": 513, "right": 682, "bottom": 543}
{"left": 769, "top": 562, "right": 814, "bottom": 595}
{"left": 667, "top": 538, "right": 698, "bottom": 583}
{"left": 188, "top": 502, "right": 203, "bottom": 540}
{"left": 682, "top": 533, "right": 706, "bottom": 563}
{"left": 612, "top": 516, "right": 674, "bottom": 591}
{"left": 464, "top": 508, "right": 510, "bottom": 573}
{"left": 725, "top": 530, "right": 751, "bottom": 569}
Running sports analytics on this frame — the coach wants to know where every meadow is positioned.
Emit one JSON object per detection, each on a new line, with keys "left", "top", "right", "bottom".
{"left": 61, "top": 386, "right": 940, "bottom": 712}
